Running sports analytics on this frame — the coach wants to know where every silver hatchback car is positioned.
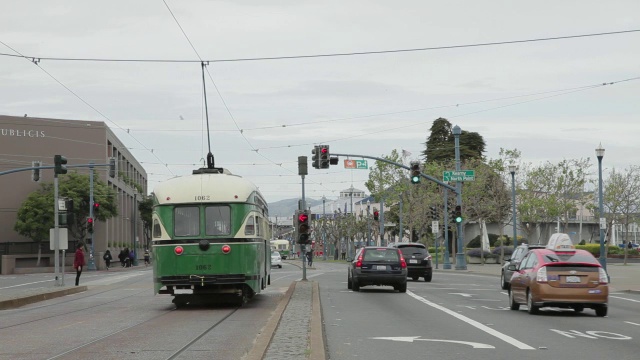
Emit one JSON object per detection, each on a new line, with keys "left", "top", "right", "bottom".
{"left": 501, "top": 243, "right": 545, "bottom": 289}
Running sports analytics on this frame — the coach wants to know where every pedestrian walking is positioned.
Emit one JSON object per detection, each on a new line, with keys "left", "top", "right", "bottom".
{"left": 129, "top": 249, "right": 135, "bottom": 267}
{"left": 73, "top": 243, "right": 85, "bottom": 286}
{"left": 119, "top": 249, "right": 126, "bottom": 267}
{"left": 306, "top": 251, "right": 313, "bottom": 267}
{"left": 103, "top": 249, "right": 112, "bottom": 270}
{"left": 144, "top": 249, "right": 150, "bottom": 266}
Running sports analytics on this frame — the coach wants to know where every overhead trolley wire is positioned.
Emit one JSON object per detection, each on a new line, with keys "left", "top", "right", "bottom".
{"left": 0, "top": 29, "right": 638, "bottom": 63}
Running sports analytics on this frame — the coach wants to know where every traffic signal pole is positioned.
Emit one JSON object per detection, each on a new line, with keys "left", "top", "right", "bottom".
{"left": 453, "top": 126, "right": 467, "bottom": 270}
{"left": 298, "top": 156, "right": 308, "bottom": 281}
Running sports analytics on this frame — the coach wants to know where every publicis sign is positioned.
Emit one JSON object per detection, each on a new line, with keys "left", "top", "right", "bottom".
{"left": 1, "top": 128, "right": 46, "bottom": 138}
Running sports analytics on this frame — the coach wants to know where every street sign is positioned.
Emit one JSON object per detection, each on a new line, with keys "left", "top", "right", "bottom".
{"left": 431, "top": 221, "right": 439, "bottom": 233}
{"left": 50, "top": 228, "right": 69, "bottom": 250}
{"left": 443, "top": 170, "right": 475, "bottom": 182}
{"left": 58, "top": 199, "right": 67, "bottom": 211}
{"left": 344, "top": 159, "right": 368, "bottom": 169}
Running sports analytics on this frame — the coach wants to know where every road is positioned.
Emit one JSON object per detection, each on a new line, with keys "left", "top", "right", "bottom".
{"left": 314, "top": 261, "right": 640, "bottom": 360}
{"left": 2, "top": 261, "right": 639, "bottom": 360}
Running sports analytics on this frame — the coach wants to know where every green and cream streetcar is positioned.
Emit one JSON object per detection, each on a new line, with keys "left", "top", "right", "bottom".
{"left": 151, "top": 167, "right": 271, "bottom": 307}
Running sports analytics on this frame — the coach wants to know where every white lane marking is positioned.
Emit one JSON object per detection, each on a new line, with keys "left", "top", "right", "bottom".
{"left": 371, "top": 336, "right": 494, "bottom": 349}
{"left": 407, "top": 290, "right": 535, "bottom": 350}
{"left": 625, "top": 321, "right": 640, "bottom": 327}
{"left": 449, "top": 293, "right": 473, "bottom": 297}
{"left": 0, "top": 279, "right": 53, "bottom": 289}
{"left": 610, "top": 295, "right": 640, "bottom": 303}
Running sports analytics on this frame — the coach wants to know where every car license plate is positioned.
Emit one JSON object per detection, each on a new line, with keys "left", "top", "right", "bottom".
{"left": 376, "top": 265, "right": 387, "bottom": 270}
{"left": 409, "top": 259, "right": 418, "bottom": 264}
{"left": 566, "top": 276, "right": 581, "bottom": 283}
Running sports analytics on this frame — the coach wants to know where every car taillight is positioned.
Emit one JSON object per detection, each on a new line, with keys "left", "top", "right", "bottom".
{"left": 598, "top": 267, "right": 609, "bottom": 284}
{"left": 399, "top": 251, "right": 407, "bottom": 268}
{"left": 426, "top": 255, "right": 432, "bottom": 261}
{"left": 174, "top": 246, "right": 184, "bottom": 255}
{"left": 221, "top": 245, "right": 231, "bottom": 254}
{"left": 536, "top": 266, "right": 547, "bottom": 283}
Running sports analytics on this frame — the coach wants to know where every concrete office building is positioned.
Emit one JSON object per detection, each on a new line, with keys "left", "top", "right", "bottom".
{"left": 0, "top": 115, "right": 147, "bottom": 273}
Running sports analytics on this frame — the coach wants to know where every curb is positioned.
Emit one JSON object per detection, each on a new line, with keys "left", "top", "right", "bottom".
{"left": 309, "top": 281, "right": 326, "bottom": 360}
{"left": 245, "top": 281, "right": 296, "bottom": 360}
{"left": 0, "top": 286, "right": 87, "bottom": 310}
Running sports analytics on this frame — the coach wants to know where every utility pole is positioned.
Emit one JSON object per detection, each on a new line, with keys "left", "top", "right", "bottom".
{"left": 88, "top": 163, "right": 96, "bottom": 270}
{"left": 322, "top": 196, "right": 327, "bottom": 260}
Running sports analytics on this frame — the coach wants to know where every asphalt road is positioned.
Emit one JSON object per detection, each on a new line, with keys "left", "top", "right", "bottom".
{"left": 316, "top": 261, "right": 640, "bottom": 360}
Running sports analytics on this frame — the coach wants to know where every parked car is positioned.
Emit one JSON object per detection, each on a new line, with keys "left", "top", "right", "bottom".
{"left": 501, "top": 243, "right": 545, "bottom": 289}
{"left": 271, "top": 251, "right": 282, "bottom": 268}
{"left": 508, "top": 233, "right": 609, "bottom": 316}
{"left": 347, "top": 246, "right": 408, "bottom": 292}
{"left": 388, "top": 242, "right": 432, "bottom": 282}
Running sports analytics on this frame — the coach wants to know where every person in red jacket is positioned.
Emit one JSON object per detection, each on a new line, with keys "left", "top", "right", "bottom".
{"left": 73, "top": 243, "right": 85, "bottom": 286}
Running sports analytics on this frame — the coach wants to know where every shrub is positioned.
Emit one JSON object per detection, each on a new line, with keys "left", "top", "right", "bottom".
{"left": 466, "top": 248, "right": 492, "bottom": 258}
{"left": 579, "top": 240, "right": 586, "bottom": 245}
{"left": 492, "top": 246, "right": 514, "bottom": 256}
{"left": 468, "top": 233, "right": 505, "bottom": 248}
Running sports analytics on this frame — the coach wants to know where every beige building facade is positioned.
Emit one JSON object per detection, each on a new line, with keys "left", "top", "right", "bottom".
{"left": 0, "top": 115, "right": 147, "bottom": 272}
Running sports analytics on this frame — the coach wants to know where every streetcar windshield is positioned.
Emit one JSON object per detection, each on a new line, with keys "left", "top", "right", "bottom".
{"left": 174, "top": 206, "right": 200, "bottom": 236}
{"left": 205, "top": 205, "right": 231, "bottom": 236}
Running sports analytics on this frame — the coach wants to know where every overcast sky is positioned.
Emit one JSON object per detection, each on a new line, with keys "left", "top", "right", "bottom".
{"left": 1, "top": 0, "right": 639, "bottom": 202}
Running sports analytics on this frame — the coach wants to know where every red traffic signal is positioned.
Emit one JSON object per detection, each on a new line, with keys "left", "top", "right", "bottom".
{"left": 373, "top": 211, "right": 379, "bottom": 221}
{"left": 87, "top": 217, "right": 94, "bottom": 233}
{"left": 321, "top": 147, "right": 328, "bottom": 154}
{"left": 298, "top": 213, "right": 308, "bottom": 223}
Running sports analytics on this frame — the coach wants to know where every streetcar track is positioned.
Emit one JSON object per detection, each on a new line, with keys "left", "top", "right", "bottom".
{"left": 0, "top": 275, "right": 153, "bottom": 330}
{"left": 45, "top": 306, "right": 179, "bottom": 360}
{"left": 166, "top": 307, "right": 239, "bottom": 360}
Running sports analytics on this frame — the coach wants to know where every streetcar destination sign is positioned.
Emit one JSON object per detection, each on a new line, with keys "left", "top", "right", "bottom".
{"left": 443, "top": 170, "right": 475, "bottom": 181}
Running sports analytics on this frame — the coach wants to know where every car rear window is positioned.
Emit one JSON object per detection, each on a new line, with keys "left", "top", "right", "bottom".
{"left": 398, "top": 246, "right": 428, "bottom": 256}
{"left": 363, "top": 249, "right": 399, "bottom": 261}
{"left": 542, "top": 252, "right": 599, "bottom": 264}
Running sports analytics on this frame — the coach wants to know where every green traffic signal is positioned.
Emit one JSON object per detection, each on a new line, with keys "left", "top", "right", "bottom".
{"left": 455, "top": 216, "right": 462, "bottom": 223}
{"left": 410, "top": 161, "right": 420, "bottom": 184}
{"left": 411, "top": 175, "right": 420, "bottom": 184}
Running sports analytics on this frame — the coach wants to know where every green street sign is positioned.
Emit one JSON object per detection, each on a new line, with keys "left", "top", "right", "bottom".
{"left": 443, "top": 170, "right": 475, "bottom": 182}
{"left": 356, "top": 160, "right": 368, "bottom": 169}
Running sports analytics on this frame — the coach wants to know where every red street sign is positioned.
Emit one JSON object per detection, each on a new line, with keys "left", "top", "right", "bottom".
{"left": 344, "top": 160, "right": 356, "bottom": 169}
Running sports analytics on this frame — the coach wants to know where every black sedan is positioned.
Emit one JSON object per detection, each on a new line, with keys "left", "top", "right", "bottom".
{"left": 347, "top": 247, "right": 408, "bottom": 292}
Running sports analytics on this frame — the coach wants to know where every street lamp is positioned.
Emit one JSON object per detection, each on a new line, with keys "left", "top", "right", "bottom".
{"left": 596, "top": 143, "right": 606, "bottom": 270}
{"left": 509, "top": 164, "right": 518, "bottom": 248}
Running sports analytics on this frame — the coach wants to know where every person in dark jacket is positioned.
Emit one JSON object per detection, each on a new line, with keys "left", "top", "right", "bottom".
{"left": 119, "top": 249, "right": 126, "bottom": 267}
{"left": 103, "top": 249, "right": 112, "bottom": 270}
{"left": 73, "top": 243, "right": 85, "bottom": 286}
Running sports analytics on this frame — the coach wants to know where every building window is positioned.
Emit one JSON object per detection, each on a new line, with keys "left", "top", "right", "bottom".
{"left": 205, "top": 206, "right": 231, "bottom": 236}
{"left": 174, "top": 207, "right": 199, "bottom": 236}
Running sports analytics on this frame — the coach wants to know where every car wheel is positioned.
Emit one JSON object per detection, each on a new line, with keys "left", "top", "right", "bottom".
{"left": 500, "top": 271, "right": 509, "bottom": 290}
{"left": 411, "top": 275, "right": 419, "bottom": 281}
{"left": 347, "top": 274, "right": 352, "bottom": 290}
{"left": 509, "top": 290, "right": 520, "bottom": 311}
{"left": 595, "top": 306, "right": 608, "bottom": 317}
{"left": 424, "top": 273, "right": 432, "bottom": 282}
{"left": 572, "top": 305, "right": 584, "bottom": 313}
{"left": 527, "top": 290, "right": 539, "bottom": 314}
{"left": 396, "top": 283, "right": 407, "bottom": 293}
{"left": 352, "top": 279, "right": 360, "bottom": 292}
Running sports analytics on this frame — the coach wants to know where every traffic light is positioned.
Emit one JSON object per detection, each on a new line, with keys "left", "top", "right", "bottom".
{"left": 108, "top": 157, "right": 117, "bottom": 178}
{"left": 311, "top": 146, "right": 320, "bottom": 169}
{"left": 87, "top": 217, "right": 94, "bottom": 233}
{"left": 32, "top": 161, "right": 41, "bottom": 182}
{"left": 454, "top": 205, "right": 462, "bottom": 223}
{"left": 54, "top": 155, "right": 67, "bottom": 175}
{"left": 430, "top": 206, "right": 437, "bottom": 219}
{"left": 410, "top": 161, "right": 420, "bottom": 184}
{"left": 93, "top": 203, "right": 100, "bottom": 217}
{"left": 319, "top": 145, "right": 330, "bottom": 169}
{"left": 373, "top": 211, "right": 379, "bottom": 221}
{"left": 297, "top": 210, "right": 311, "bottom": 244}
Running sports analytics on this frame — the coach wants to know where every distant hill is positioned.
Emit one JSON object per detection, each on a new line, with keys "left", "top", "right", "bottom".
{"left": 268, "top": 198, "right": 323, "bottom": 217}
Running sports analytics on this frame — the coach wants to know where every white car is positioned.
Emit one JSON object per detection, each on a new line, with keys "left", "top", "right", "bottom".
{"left": 271, "top": 251, "right": 283, "bottom": 268}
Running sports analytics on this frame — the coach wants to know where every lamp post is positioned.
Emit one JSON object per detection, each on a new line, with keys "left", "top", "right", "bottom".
{"left": 596, "top": 143, "right": 606, "bottom": 270}
{"left": 132, "top": 191, "right": 138, "bottom": 266}
{"left": 509, "top": 164, "right": 518, "bottom": 248}
{"left": 322, "top": 196, "right": 327, "bottom": 260}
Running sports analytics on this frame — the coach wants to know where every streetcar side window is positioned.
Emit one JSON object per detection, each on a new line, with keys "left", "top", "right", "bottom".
{"left": 205, "top": 206, "right": 231, "bottom": 236}
{"left": 255, "top": 216, "right": 261, "bottom": 236}
{"left": 245, "top": 216, "right": 255, "bottom": 236}
{"left": 153, "top": 219, "right": 162, "bottom": 238}
{"left": 174, "top": 207, "right": 200, "bottom": 236}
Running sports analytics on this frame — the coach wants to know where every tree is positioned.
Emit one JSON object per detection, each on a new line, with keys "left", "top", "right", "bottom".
{"left": 603, "top": 166, "right": 640, "bottom": 263}
{"left": 422, "top": 117, "right": 486, "bottom": 163}
{"left": 138, "top": 195, "right": 153, "bottom": 249}
{"left": 14, "top": 172, "right": 118, "bottom": 265}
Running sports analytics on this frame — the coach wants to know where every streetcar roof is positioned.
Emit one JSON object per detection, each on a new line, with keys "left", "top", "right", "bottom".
{"left": 153, "top": 171, "right": 264, "bottom": 204}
